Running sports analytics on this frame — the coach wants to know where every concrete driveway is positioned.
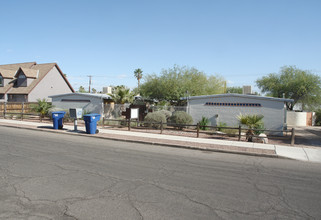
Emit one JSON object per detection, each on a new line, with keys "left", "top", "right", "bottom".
{"left": 294, "top": 126, "right": 321, "bottom": 147}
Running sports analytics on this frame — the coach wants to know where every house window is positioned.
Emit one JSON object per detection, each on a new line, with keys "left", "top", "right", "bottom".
{"left": 15, "top": 73, "right": 27, "bottom": 87}
{"left": 0, "top": 75, "right": 3, "bottom": 87}
{"left": 7, "top": 94, "right": 27, "bottom": 102}
{"left": 0, "top": 94, "right": 4, "bottom": 99}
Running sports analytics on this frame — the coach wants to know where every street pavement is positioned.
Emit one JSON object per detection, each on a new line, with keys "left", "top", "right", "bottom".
{"left": 1, "top": 126, "right": 321, "bottom": 219}
{"left": 0, "top": 118, "right": 321, "bottom": 163}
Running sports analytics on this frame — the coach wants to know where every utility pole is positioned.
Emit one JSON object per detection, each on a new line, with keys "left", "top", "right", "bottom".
{"left": 87, "top": 75, "right": 92, "bottom": 93}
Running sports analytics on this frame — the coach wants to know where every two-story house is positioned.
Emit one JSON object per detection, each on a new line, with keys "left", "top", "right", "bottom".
{"left": 0, "top": 62, "right": 74, "bottom": 102}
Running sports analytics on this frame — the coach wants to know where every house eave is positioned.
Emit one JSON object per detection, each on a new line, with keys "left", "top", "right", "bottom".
{"left": 181, "top": 93, "right": 294, "bottom": 103}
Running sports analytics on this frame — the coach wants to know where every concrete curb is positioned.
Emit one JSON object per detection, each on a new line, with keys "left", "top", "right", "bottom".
{"left": 0, "top": 122, "right": 280, "bottom": 159}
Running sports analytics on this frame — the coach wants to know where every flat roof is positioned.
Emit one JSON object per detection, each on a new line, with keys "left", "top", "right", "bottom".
{"left": 49, "top": 93, "right": 111, "bottom": 99}
{"left": 181, "top": 93, "right": 293, "bottom": 102}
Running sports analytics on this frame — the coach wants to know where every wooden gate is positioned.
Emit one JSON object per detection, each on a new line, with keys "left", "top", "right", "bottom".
{"left": 306, "top": 112, "right": 313, "bottom": 126}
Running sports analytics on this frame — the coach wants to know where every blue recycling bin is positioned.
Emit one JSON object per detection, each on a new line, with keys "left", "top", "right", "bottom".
{"left": 83, "top": 114, "right": 101, "bottom": 134}
{"left": 52, "top": 111, "right": 66, "bottom": 129}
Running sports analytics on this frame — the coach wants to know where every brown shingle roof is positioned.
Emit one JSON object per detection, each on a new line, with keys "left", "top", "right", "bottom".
{"left": 0, "top": 83, "right": 14, "bottom": 94}
{"left": 8, "top": 63, "right": 57, "bottom": 94}
{"left": 0, "top": 62, "right": 74, "bottom": 95}
{"left": 16, "top": 68, "right": 39, "bottom": 78}
{"left": 0, "top": 62, "right": 36, "bottom": 70}
{"left": 0, "top": 69, "right": 16, "bottom": 78}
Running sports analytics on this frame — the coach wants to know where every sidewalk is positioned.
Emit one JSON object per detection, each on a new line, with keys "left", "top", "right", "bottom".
{"left": 1, "top": 118, "right": 321, "bottom": 163}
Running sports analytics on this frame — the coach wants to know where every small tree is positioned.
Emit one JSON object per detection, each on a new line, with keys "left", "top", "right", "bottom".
{"left": 109, "top": 85, "right": 134, "bottom": 104}
{"left": 140, "top": 65, "right": 226, "bottom": 102}
{"left": 31, "top": 99, "right": 53, "bottom": 121}
{"left": 78, "top": 86, "right": 87, "bottom": 93}
{"left": 256, "top": 66, "right": 321, "bottom": 110}
{"left": 237, "top": 114, "right": 264, "bottom": 142}
{"left": 315, "top": 109, "right": 321, "bottom": 126}
{"left": 226, "top": 86, "right": 243, "bottom": 94}
{"left": 134, "top": 68, "right": 143, "bottom": 92}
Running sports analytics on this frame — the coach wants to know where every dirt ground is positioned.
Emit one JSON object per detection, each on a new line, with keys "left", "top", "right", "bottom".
{"left": 100, "top": 125, "right": 320, "bottom": 148}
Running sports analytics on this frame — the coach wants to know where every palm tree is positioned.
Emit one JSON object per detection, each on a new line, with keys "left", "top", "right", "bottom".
{"left": 134, "top": 68, "right": 143, "bottom": 92}
{"left": 109, "top": 85, "right": 134, "bottom": 104}
{"left": 31, "top": 99, "right": 53, "bottom": 121}
{"left": 237, "top": 114, "right": 264, "bottom": 142}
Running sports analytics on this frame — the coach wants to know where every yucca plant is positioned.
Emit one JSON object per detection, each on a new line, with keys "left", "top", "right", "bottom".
{"left": 199, "top": 116, "right": 209, "bottom": 130}
{"left": 237, "top": 114, "right": 264, "bottom": 141}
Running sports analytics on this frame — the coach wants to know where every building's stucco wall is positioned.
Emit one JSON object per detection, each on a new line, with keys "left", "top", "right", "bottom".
{"left": 3, "top": 78, "right": 11, "bottom": 86}
{"left": 26, "top": 78, "right": 34, "bottom": 86}
{"left": 51, "top": 94, "right": 104, "bottom": 115}
{"left": 28, "top": 67, "right": 73, "bottom": 102}
{"left": 0, "top": 79, "right": 11, "bottom": 102}
{"left": 188, "top": 96, "right": 285, "bottom": 131}
{"left": 287, "top": 112, "right": 307, "bottom": 126}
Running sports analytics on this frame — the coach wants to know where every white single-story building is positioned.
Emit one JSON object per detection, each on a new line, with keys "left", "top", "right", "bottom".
{"left": 183, "top": 94, "right": 293, "bottom": 132}
{"left": 50, "top": 93, "right": 112, "bottom": 116}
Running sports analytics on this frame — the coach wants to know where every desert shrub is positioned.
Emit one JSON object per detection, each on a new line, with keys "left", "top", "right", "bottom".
{"left": 158, "top": 110, "right": 172, "bottom": 120}
{"left": 199, "top": 116, "right": 209, "bottom": 130}
{"left": 144, "top": 112, "right": 167, "bottom": 129}
{"left": 253, "top": 123, "right": 265, "bottom": 135}
{"left": 315, "top": 109, "right": 321, "bottom": 126}
{"left": 217, "top": 122, "right": 227, "bottom": 131}
{"left": 62, "top": 110, "right": 72, "bottom": 122}
{"left": 222, "top": 128, "right": 238, "bottom": 136}
{"left": 170, "top": 111, "right": 193, "bottom": 129}
{"left": 237, "top": 114, "right": 265, "bottom": 141}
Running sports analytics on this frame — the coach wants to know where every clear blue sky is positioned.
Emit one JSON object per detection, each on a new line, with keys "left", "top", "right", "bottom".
{"left": 1, "top": 0, "right": 321, "bottom": 93}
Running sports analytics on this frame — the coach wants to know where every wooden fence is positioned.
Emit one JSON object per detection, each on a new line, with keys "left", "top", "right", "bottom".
{"left": 0, "top": 102, "right": 41, "bottom": 120}
{"left": 101, "top": 118, "right": 296, "bottom": 145}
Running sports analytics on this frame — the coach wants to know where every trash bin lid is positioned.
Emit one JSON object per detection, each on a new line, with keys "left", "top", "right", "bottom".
{"left": 52, "top": 111, "right": 66, "bottom": 115}
{"left": 52, "top": 111, "right": 66, "bottom": 118}
{"left": 83, "top": 114, "right": 101, "bottom": 122}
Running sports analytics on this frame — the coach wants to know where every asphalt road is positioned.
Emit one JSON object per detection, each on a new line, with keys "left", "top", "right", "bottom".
{"left": 1, "top": 126, "right": 321, "bottom": 220}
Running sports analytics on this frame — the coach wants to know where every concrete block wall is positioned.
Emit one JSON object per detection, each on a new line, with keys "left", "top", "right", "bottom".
{"left": 188, "top": 96, "right": 285, "bottom": 131}
{"left": 51, "top": 94, "right": 103, "bottom": 115}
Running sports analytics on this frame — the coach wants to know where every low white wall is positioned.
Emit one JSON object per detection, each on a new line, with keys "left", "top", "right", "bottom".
{"left": 287, "top": 111, "right": 307, "bottom": 126}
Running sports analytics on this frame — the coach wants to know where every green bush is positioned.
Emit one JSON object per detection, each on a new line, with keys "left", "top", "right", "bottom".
{"left": 158, "top": 110, "right": 172, "bottom": 120}
{"left": 237, "top": 114, "right": 265, "bottom": 141}
{"left": 170, "top": 111, "right": 193, "bottom": 129}
{"left": 31, "top": 99, "right": 52, "bottom": 118}
{"left": 222, "top": 128, "right": 238, "bottom": 136}
{"left": 217, "top": 122, "right": 227, "bottom": 131}
{"left": 144, "top": 112, "right": 167, "bottom": 129}
{"left": 199, "top": 116, "right": 209, "bottom": 130}
{"left": 253, "top": 123, "right": 265, "bottom": 135}
{"left": 315, "top": 109, "right": 321, "bottom": 126}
